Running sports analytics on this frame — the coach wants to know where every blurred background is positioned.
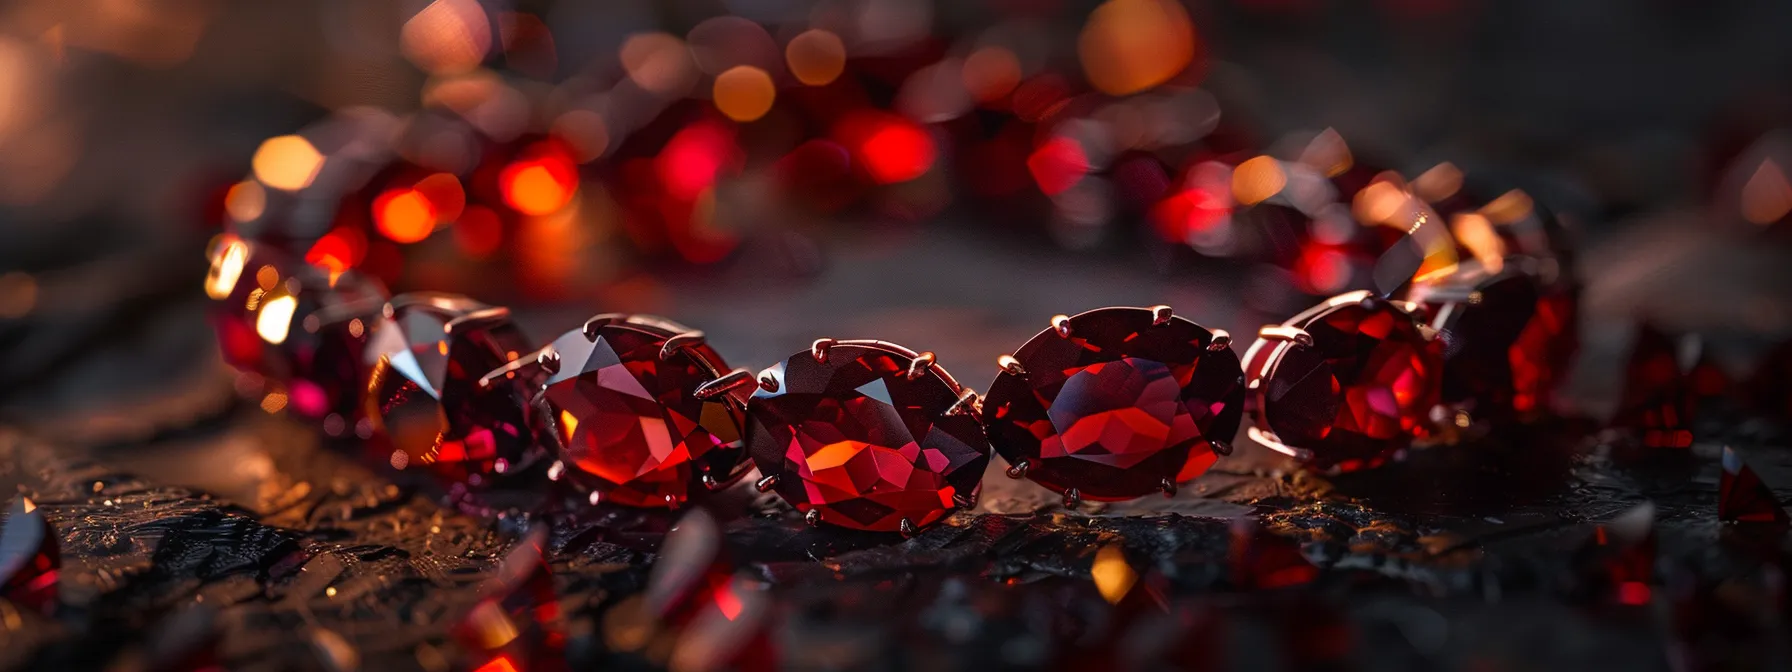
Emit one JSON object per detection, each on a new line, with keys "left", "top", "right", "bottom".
{"left": 3, "top": 0, "right": 1792, "bottom": 442}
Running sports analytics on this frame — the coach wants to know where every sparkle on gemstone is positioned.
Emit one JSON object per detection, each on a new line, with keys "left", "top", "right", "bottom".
{"left": 0, "top": 497, "right": 59, "bottom": 614}
{"left": 747, "top": 343, "right": 989, "bottom": 532}
{"left": 1243, "top": 291, "right": 1441, "bottom": 471}
{"left": 537, "top": 319, "right": 748, "bottom": 508}
{"left": 982, "top": 307, "right": 1243, "bottom": 500}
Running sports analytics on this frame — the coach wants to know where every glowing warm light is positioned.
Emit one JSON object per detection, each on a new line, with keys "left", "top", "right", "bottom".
{"left": 1079, "top": 0, "right": 1197, "bottom": 96}
{"left": 559, "top": 409, "right": 580, "bottom": 440}
{"left": 1413, "top": 162, "right": 1464, "bottom": 203}
{"left": 474, "top": 656, "right": 519, "bottom": 672}
{"left": 260, "top": 392, "right": 288, "bottom": 414}
{"left": 501, "top": 148, "right": 578, "bottom": 215}
{"left": 1152, "top": 186, "right": 1231, "bottom": 243}
{"left": 1296, "top": 246, "right": 1353, "bottom": 295}
{"left": 714, "top": 582, "right": 744, "bottom": 621}
{"left": 414, "top": 173, "right": 467, "bottom": 222}
{"left": 837, "top": 113, "right": 936, "bottom": 185}
{"left": 1741, "top": 159, "right": 1792, "bottom": 225}
{"left": 962, "top": 46, "right": 1022, "bottom": 103}
{"left": 1231, "top": 156, "right": 1287, "bottom": 206}
{"left": 620, "top": 32, "right": 696, "bottom": 95}
{"left": 553, "top": 109, "right": 610, "bottom": 163}
{"left": 252, "top": 135, "right": 324, "bottom": 191}
{"left": 224, "top": 180, "right": 266, "bottom": 223}
{"left": 1481, "top": 189, "right": 1535, "bottom": 225}
{"left": 1298, "top": 128, "right": 1353, "bottom": 177}
{"left": 658, "top": 122, "right": 737, "bottom": 200}
{"left": 401, "top": 0, "right": 492, "bottom": 75}
{"left": 206, "top": 238, "right": 250, "bottom": 299}
{"left": 1091, "top": 544, "right": 1137, "bottom": 604}
{"left": 713, "top": 65, "right": 776, "bottom": 122}
{"left": 1452, "top": 213, "right": 1506, "bottom": 273}
{"left": 0, "top": 272, "right": 37, "bottom": 319}
{"left": 786, "top": 30, "right": 846, "bottom": 86}
{"left": 307, "top": 228, "right": 366, "bottom": 274}
{"left": 454, "top": 205, "right": 504, "bottom": 258}
{"left": 374, "top": 189, "right": 438, "bottom": 243}
{"left": 1354, "top": 180, "right": 1409, "bottom": 225}
{"left": 256, "top": 295, "right": 298, "bottom": 345}
{"left": 1027, "top": 137, "right": 1089, "bottom": 196}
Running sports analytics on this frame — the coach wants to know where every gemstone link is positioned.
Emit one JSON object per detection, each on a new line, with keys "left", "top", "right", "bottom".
{"left": 982, "top": 307, "right": 1243, "bottom": 500}
{"left": 536, "top": 316, "right": 749, "bottom": 508}
{"left": 747, "top": 341, "right": 989, "bottom": 532}
{"left": 1410, "top": 263, "right": 1540, "bottom": 421}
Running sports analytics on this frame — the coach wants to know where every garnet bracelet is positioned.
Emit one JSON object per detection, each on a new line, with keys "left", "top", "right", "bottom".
{"left": 205, "top": 214, "right": 1576, "bottom": 534}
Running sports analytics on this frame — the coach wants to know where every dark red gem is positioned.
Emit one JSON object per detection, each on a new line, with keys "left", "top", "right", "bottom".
{"left": 1576, "top": 502, "right": 1657, "bottom": 605}
{"left": 538, "top": 318, "right": 749, "bottom": 508}
{"left": 1412, "top": 263, "right": 1554, "bottom": 421}
{"left": 1242, "top": 292, "right": 1442, "bottom": 471}
{"left": 1609, "top": 324, "right": 1695, "bottom": 449}
{"left": 1228, "top": 519, "right": 1318, "bottom": 590}
{"left": 364, "top": 294, "right": 540, "bottom": 483}
{"left": 1720, "top": 446, "right": 1789, "bottom": 525}
{"left": 1510, "top": 287, "right": 1579, "bottom": 415}
{"left": 747, "top": 342, "right": 989, "bottom": 532}
{"left": 456, "top": 528, "right": 564, "bottom": 670}
{"left": 982, "top": 307, "right": 1243, "bottom": 500}
{"left": 0, "top": 497, "right": 59, "bottom": 614}
{"left": 206, "top": 237, "right": 387, "bottom": 422}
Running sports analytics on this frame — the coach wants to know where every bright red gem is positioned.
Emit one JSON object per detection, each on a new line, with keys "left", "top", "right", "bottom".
{"left": 747, "top": 343, "right": 989, "bottom": 532}
{"left": 982, "top": 307, "right": 1243, "bottom": 501}
{"left": 0, "top": 497, "right": 59, "bottom": 614}
{"left": 1228, "top": 519, "right": 1318, "bottom": 590}
{"left": 538, "top": 318, "right": 749, "bottom": 508}
{"left": 1242, "top": 292, "right": 1442, "bottom": 471}
{"left": 1720, "top": 446, "right": 1789, "bottom": 525}
{"left": 456, "top": 528, "right": 564, "bottom": 670}
{"left": 364, "top": 294, "right": 541, "bottom": 483}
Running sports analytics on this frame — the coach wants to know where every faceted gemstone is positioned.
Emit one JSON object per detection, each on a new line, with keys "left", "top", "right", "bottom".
{"left": 0, "top": 497, "right": 58, "bottom": 614}
{"left": 1243, "top": 292, "right": 1442, "bottom": 471}
{"left": 1411, "top": 263, "right": 1541, "bottom": 420}
{"left": 1609, "top": 324, "right": 1695, "bottom": 448}
{"left": 206, "top": 237, "right": 387, "bottom": 422}
{"left": 364, "top": 294, "right": 540, "bottom": 483}
{"left": 1227, "top": 518, "right": 1318, "bottom": 591}
{"left": 1720, "top": 446, "right": 1789, "bottom": 525}
{"left": 1510, "top": 287, "right": 1579, "bottom": 415}
{"left": 456, "top": 528, "right": 565, "bottom": 671}
{"left": 538, "top": 318, "right": 748, "bottom": 508}
{"left": 982, "top": 307, "right": 1243, "bottom": 500}
{"left": 748, "top": 343, "right": 990, "bottom": 532}
{"left": 1575, "top": 502, "right": 1657, "bottom": 605}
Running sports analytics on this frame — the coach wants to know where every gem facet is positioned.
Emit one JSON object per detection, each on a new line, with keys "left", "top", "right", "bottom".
{"left": 0, "top": 497, "right": 58, "bottom": 614}
{"left": 537, "top": 317, "right": 749, "bottom": 508}
{"left": 747, "top": 342, "right": 989, "bottom": 532}
{"left": 364, "top": 294, "right": 540, "bottom": 483}
{"left": 1720, "top": 446, "right": 1789, "bottom": 525}
{"left": 982, "top": 307, "right": 1244, "bottom": 500}
{"left": 1411, "top": 263, "right": 1542, "bottom": 421}
{"left": 1243, "top": 291, "right": 1442, "bottom": 471}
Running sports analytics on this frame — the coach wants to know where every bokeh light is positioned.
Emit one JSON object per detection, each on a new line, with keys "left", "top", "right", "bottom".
{"left": 962, "top": 46, "right": 1022, "bottom": 103}
{"left": 374, "top": 188, "right": 437, "bottom": 243}
{"left": 785, "top": 30, "right": 846, "bottom": 86}
{"left": 836, "top": 112, "right": 936, "bottom": 185}
{"left": 620, "top": 33, "right": 697, "bottom": 96}
{"left": 255, "top": 295, "right": 297, "bottom": 345}
{"left": 224, "top": 180, "right": 267, "bottom": 223}
{"left": 1079, "top": 0, "right": 1197, "bottom": 96}
{"left": 401, "top": 0, "right": 492, "bottom": 75}
{"left": 206, "top": 238, "right": 250, "bottom": 300}
{"left": 501, "top": 145, "right": 579, "bottom": 216}
{"left": 251, "top": 135, "right": 325, "bottom": 191}
{"left": 712, "top": 65, "right": 776, "bottom": 123}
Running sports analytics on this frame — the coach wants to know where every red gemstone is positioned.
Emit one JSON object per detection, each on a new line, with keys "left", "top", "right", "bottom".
{"left": 1609, "top": 324, "right": 1695, "bottom": 449}
{"left": 1720, "top": 446, "right": 1789, "bottom": 525}
{"left": 1510, "top": 287, "right": 1579, "bottom": 415}
{"left": 364, "top": 294, "right": 541, "bottom": 483}
{"left": 0, "top": 497, "right": 59, "bottom": 614}
{"left": 982, "top": 307, "right": 1243, "bottom": 500}
{"left": 537, "top": 317, "right": 749, "bottom": 508}
{"left": 1411, "top": 262, "right": 1569, "bottom": 421}
{"left": 456, "top": 528, "right": 564, "bottom": 670}
{"left": 747, "top": 342, "right": 989, "bottom": 532}
{"left": 1243, "top": 292, "right": 1442, "bottom": 471}
{"left": 1228, "top": 518, "right": 1318, "bottom": 590}
{"left": 206, "top": 237, "right": 387, "bottom": 422}
{"left": 1576, "top": 502, "right": 1657, "bottom": 605}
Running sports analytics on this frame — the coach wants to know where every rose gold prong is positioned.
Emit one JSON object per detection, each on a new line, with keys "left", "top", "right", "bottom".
{"left": 537, "top": 348, "right": 562, "bottom": 374}
{"left": 755, "top": 475, "right": 779, "bottom": 492}
{"left": 804, "top": 510, "right": 822, "bottom": 527}
{"left": 695, "top": 368, "right": 757, "bottom": 400}
{"left": 1051, "top": 314, "right": 1072, "bottom": 338}
{"left": 1209, "top": 439, "right": 1233, "bottom": 456}
{"left": 664, "top": 494, "right": 680, "bottom": 510}
{"left": 811, "top": 338, "right": 837, "bottom": 364}
{"left": 899, "top": 519, "right": 917, "bottom": 538}
{"left": 758, "top": 372, "right": 780, "bottom": 393}
{"left": 906, "top": 352, "right": 937, "bottom": 381}
{"left": 478, "top": 346, "right": 555, "bottom": 390}
{"left": 1062, "top": 488, "right": 1082, "bottom": 509}
{"left": 581, "top": 313, "right": 631, "bottom": 341}
{"left": 953, "top": 491, "right": 979, "bottom": 509}
{"left": 944, "top": 389, "right": 982, "bottom": 419}
{"left": 1208, "top": 329, "right": 1232, "bottom": 352}
{"left": 660, "top": 331, "right": 706, "bottom": 360}
{"left": 701, "top": 473, "right": 722, "bottom": 491}
{"left": 997, "top": 354, "right": 1027, "bottom": 376}
{"left": 1006, "top": 460, "right": 1029, "bottom": 479}
{"left": 1151, "top": 305, "right": 1174, "bottom": 325}
{"left": 1249, "top": 426, "right": 1315, "bottom": 462}
{"left": 1160, "top": 478, "right": 1178, "bottom": 498}
{"left": 1258, "top": 325, "right": 1315, "bottom": 347}
{"left": 443, "top": 307, "right": 512, "bottom": 335}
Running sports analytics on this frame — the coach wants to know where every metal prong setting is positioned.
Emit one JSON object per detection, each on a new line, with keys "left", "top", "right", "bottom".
{"left": 660, "top": 331, "right": 706, "bottom": 361}
{"left": 701, "top": 474, "right": 722, "bottom": 490}
{"left": 1062, "top": 488, "right": 1082, "bottom": 509}
{"left": 1208, "top": 329, "right": 1232, "bottom": 352}
{"left": 1210, "top": 439, "right": 1233, "bottom": 456}
{"left": 695, "top": 368, "right": 758, "bottom": 400}
{"left": 443, "top": 306, "right": 512, "bottom": 335}
{"left": 757, "top": 370, "right": 781, "bottom": 392}
{"left": 953, "top": 491, "right": 980, "bottom": 509}
{"left": 899, "top": 519, "right": 917, "bottom": 538}
{"left": 663, "top": 494, "right": 680, "bottom": 510}
{"left": 1051, "top": 314, "right": 1073, "bottom": 338}
{"left": 1151, "top": 305, "right": 1174, "bottom": 325}
{"left": 581, "top": 313, "right": 630, "bottom": 340}
{"left": 804, "top": 510, "right": 822, "bottom": 527}
{"left": 997, "top": 354, "right": 1027, "bottom": 376}
{"left": 1258, "top": 325, "right": 1315, "bottom": 347}
{"left": 755, "top": 475, "right": 779, "bottom": 492}
{"left": 1248, "top": 426, "right": 1315, "bottom": 462}
{"left": 1006, "top": 460, "right": 1029, "bottom": 479}
{"left": 1160, "top": 478, "right": 1178, "bottom": 498}
{"left": 811, "top": 338, "right": 837, "bottom": 364}
{"left": 944, "top": 389, "right": 982, "bottom": 419}
{"left": 905, "top": 352, "right": 937, "bottom": 381}
{"left": 477, "top": 345, "right": 559, "bottom": 390}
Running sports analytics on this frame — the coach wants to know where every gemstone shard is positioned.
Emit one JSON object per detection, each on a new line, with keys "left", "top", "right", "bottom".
{"left": 364, "top": 293, "right": 540, "bottom": 483}
{"left": 535, "top": 316, "right": 749, "bottom": 508}
{"left": 455, "top": 528, "right": 565, "bottom": 670}
{"left": 1608, "top": 324, "right": 1696, "bottom": 449}
{"left": 982, "top": 307, "right": 1244, "bottom": 500}
{"left": 746, "top": 341, "right": 990, "bottom": 532}
{"left": 1719, "top": 446, "right": 1789, "bottom": 525}
{"left": 0, "top": 497, "right": 59, "bottom": 614}
{"left": 1575, "top": 502, "right": 1658, "bottom": 605}
{"left": 1242, "top": 291, "right": 1442, "bottom": 471}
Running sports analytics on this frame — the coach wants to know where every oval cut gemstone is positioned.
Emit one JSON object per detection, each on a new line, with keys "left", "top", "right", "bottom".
{"left": 364, "top": 293, "right": 539, "bottom": 483}
{"left": 1410, "top": 264, "right": 1539, "bottom": 421}
{"left": 747, "top": 343, "right": 989, "bottom": 532}
{"left": 1243, "top": 292, "right": 1441, "bottom": 471}
{"left": 982, "top": 307, "right": 1244, "bottom": 500}
{"left": 537, "top": 317, "right": 749, "bottom": 508}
